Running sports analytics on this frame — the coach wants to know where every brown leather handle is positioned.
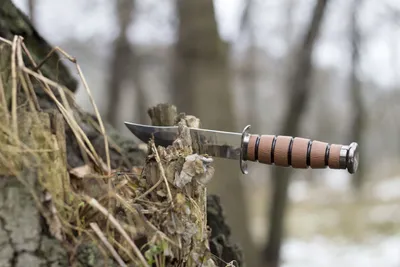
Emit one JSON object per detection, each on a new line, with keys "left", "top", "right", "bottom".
{"left": 245, "top": 134, "right": 358, "bottom": 173}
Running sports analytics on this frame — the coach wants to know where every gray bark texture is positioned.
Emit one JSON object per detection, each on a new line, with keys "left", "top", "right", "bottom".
{"left": 0, "top": 174, "right": 68, "bottom": 267}
{"left": 0, "top": 1, "right": 243, "bottom": 266}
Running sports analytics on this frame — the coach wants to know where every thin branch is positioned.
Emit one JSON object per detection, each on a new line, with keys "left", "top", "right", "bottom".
{"left": 150, "top": 141, "right": 174, "bottom": 207}
{"left": 89, "top": 222, "right": 128, "bottom": 267}
{"left": 24, "top": 45, "right": 111, "bottom": 174}
{"left": 11, "top": 36, "right": 18, "bottom": 137}
{"left": 76, "top": 62, "right": 111, "bottom": 174}
{"left": 83, "top": 196, "right": 149, "bottom": 267}
{"left": 113, "top": 193, "right": 180, "bottom": 248}
{"left": 0, "top": 36, "right": 13, "bottom": 45}
{"left": 22, "top": 67, "right": 103, "bottom": 169}
{"left": 134, "top": 178, "right": 163, "bottom": 201}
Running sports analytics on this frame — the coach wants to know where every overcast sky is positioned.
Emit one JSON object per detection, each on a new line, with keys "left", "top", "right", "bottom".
{"left": 11, "top": 0, "right": 400, "bottom": 89}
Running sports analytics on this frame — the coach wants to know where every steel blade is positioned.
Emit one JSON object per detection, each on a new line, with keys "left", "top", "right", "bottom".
{"left": 124, "top": 122, "right": 242, "bottom": 160}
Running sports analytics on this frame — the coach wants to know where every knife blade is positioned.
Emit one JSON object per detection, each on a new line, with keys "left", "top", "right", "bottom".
{"left": 124, "top": 122, "right": 359, "bottom": 175}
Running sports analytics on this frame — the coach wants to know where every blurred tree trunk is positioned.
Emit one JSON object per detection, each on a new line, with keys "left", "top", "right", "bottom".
{"left": 262, "top": 1, "right": 330, "bottom": 266}
{"left": 284, "top": 0, "right": 295, "bottom": 45}
{"left": 173, "top": 0, "right": 258, "bottom": 266}
{"left": 349, "top": 0, "right": 365, "bottom": 192}
{"left": 131, "top": 52, "right": 148, "bottom": 124}
{"left": 28, "top": 0, "right": 35, "bottom": 22}
{"left": 105, "top": 0, "right": 133, "bottom": 127}
{"left": 106, "top": 0, "right": 147, "bottom": 127}
{"left": 239, "top": 0, "right": 258, "bottom": 131}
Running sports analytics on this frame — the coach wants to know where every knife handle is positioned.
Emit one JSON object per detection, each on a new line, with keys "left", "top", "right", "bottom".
{"left": 241, "top": 130, "right": 358, "bottom": 174}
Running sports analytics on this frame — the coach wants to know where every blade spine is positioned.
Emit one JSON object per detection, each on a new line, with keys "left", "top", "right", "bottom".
{"left": 124, "top": 121, "right": 178, "bottom": 130}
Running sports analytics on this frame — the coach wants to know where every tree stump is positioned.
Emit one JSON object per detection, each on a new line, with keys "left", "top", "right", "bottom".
{"left": 146, "top": 104, "right": 243, "bottom": 266}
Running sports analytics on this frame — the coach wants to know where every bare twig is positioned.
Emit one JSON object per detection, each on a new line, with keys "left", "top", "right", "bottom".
{"left": 0, "top": 36, "right": 13, "bottom": 45}
{"left": 23, "top": 71, "right": 41, "bottom": 110}
{"left": 15, "top": 37, "right": 41, "bottom": 112}
{"left": 76, "top": 62, "right": 110, "bottom": 174}
{"left": 21, "top": 67, "right": 104, "bottom": 169}
{"left": 150, "top": 142, "right": 174, "bottom": 207}
{"left": 113, "top": 240, "right": 136, "bottom": 263}
{"left": 113, "top": 193, "right": 180, "bottom": 248}
{"left": 19, "top": 42, "right": 90, "bottom": 167}
{"left": 33, "top": 46, "right": 62, "bottom": 71}
{"left": 33, "top": 46, "right": 111, "bottom": 174}
{"left": 83, "top": 196, "right": 150, "bottom": 267}
{"left": 19, "top": 43, "right": 99, "bottom": 169}
{"left": 11, "top": 36, "right": 18, "bottom": 137}
{"left": 134, "top": 178, "right": 163, "bottom": 201}
{"left": 90, "top": 222, "right": 128, "bottom": 267}
{"left": 16, "top": 37, "right": 24, "bottom": 67}
{"left": 18, "top": 73, "right": 36, "bottom": 112}
{"left": 146, "top": 220, "right": 180, "bottom": 248}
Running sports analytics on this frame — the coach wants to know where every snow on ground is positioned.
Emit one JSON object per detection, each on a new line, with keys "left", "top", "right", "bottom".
{"left": 372, "top": 176, "right": 400, "bottom": 201}
{"left": 248, "top": 174, "right": 400, "bottom": 267}
{"left": 282, "top": 236, "right": 400, "bottom": 267}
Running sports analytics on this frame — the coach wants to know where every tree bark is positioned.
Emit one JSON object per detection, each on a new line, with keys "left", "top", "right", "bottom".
{"left": 262, "top": 1, "right": 330, "bottom": 266}
{"left": 0, "top": 111, "right": 69, "bottom": 267}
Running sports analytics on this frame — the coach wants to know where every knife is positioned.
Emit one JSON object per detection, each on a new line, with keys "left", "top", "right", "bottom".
{"left": 124, "top": 122, "right": 359, "bottom": 175}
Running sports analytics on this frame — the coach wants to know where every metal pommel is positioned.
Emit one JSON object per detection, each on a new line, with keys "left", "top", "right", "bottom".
{"left": 346, "top": 142, "right": 359, "bottom": 174}
{"left": 339, "top": 142, "right": 359, "bottom": 174}
{"left": 240, "top": 125, "right": 251, "bottom": 174}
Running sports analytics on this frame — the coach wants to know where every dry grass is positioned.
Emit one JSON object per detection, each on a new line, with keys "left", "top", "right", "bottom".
{"left": 0, "top": 36, "right": 230, "bottom": 267}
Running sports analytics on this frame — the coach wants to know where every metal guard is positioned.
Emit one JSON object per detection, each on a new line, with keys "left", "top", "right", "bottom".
{"left": 240, "top": 125, "right": 251, "bottom": 174}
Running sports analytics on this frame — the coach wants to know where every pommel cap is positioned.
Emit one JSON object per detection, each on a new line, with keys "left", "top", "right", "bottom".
{"left": 346, "top": 142, "right": 359, "bottom": 174}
